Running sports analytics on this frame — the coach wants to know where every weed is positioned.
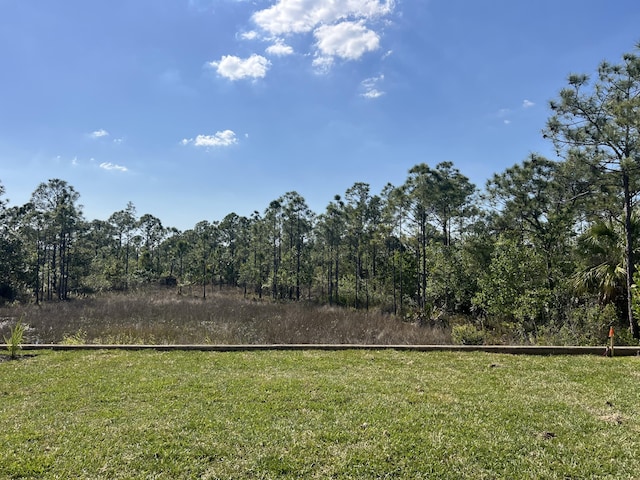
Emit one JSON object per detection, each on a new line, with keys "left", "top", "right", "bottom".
{"left": 60, "top": 328, "right": 87, "bottom": 345}
{"left": 3, "top": 316, "right": 26, "bottom": 359}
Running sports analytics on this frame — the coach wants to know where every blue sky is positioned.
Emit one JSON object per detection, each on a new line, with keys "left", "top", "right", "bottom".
{"left": 1, "top": 0, "right": 639, "bottom": 230}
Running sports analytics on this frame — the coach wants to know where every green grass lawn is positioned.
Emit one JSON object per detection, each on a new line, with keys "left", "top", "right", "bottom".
{"left": 0, "top": 350, "right": 638, "bottom": 479}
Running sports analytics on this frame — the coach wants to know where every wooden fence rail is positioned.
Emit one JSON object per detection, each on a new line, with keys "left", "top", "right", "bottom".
{"left": 17, "top": 344, "right": 640, "bottom": 356}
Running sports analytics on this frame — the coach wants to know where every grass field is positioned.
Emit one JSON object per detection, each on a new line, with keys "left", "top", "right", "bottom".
{"left": 1, "top": 349, "right": 638, "bottom": 479}
{"left": 0, "top": 289, "right": 449, "bottom": 345}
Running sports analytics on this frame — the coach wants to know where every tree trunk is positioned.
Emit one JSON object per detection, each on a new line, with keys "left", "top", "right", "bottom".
{"left": 622, "top": 172, "right": 640, "bottom": 338}
{"left": 420, "top": 213, "right": 427, "bottom": 310}
{"left": 202, "top": 258, "right": 206, "bottom": 300}
{"left": 334, "top": 250, "right": 339, "bottom": 305}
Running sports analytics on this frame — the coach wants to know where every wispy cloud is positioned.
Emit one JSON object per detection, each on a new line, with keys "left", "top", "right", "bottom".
{"left": 208, "top": 54, "right": 271, "bottom": 80}
{"left": 181, "top": 130, "right": 239, "bottom": 148}
{"left": 493, "top": 100, "right": 535, "bottom": 125}
{"left": 361, "top": 89, "right": 384, "bottom": 99}
{"left": 90, "top": 129, "right": 109, "bottom": 138}
{"left": 99, "top": 162, "right": 128, "bottom": 172}
{"left": 360, "top": 74, "right": 385, "bottom": 99}
{"left": 240, "top": 30, "right": 259, "bottom": 40}
{"left": 494, "top": 108, "right": 512, "bottom": 125}
{"left": 311, "top": 55, "right": 334, "bottom": 74}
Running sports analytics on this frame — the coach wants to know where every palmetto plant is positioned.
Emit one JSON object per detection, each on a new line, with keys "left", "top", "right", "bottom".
{"left": 573, "top": 219, "right": 640, "bottom": 305}
{"left": 4, "top": 317, "right": 26, "bottom": 359}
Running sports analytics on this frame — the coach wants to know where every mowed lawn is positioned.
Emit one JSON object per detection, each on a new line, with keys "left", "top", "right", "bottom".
{"left": 0, "top": 350, "right": 638, "bottom": 479}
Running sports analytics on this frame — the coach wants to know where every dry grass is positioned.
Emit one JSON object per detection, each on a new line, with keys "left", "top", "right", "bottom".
{"left": 0, "top": 287, "right": 450, "bottom": 345}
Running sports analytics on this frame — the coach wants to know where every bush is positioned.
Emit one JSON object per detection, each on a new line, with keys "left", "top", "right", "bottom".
{"left": 451, "top": 324, "right": 485, "bottom": 345}
{"left": 535, "top": 303, "right": 618, "bottom": 346}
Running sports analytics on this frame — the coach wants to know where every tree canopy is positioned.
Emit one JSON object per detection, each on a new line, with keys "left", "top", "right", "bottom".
{"left": 3, "top": 44, "right": 640, "bottom": 344}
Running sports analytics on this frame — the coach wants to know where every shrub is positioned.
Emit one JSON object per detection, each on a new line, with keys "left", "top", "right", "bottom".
{"left": 534, "top": 303, "right": 618, "bottom": 346}
{"left": 4, "top": 317, "right": 26, "bottom": 359}
{"left": 451, "top": 324, "right": 485, "bottom": 345}
{"left": 60, "top": 329, "right": 87, "bottom": 345}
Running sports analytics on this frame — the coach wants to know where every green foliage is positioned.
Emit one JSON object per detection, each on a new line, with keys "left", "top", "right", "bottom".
{"left": 535, "top": 303, "right": 618, "bottom": 346}
{"left": 473, "top": 237, "right": 552, "bottom": 331}
{"left": 545, "top": 46, "right": 640, "bottom": 339}
{"left": 4, "top": 317, "right": 26, "bottom": 359}
{"left": 28, "top": 179, "right": 83, "bottom": 301}
{"left": 574, "top": 220, "right": 640, "bottom": 304}
{"left": 451, "top": 323, "right": 485, "bottom": 345}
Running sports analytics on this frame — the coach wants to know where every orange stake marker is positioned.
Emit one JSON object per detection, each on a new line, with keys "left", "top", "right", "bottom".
{"left": 608, "top": 326, "right": 614, "bottom": 357}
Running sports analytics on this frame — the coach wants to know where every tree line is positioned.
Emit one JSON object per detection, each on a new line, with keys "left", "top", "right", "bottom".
{"left": 2, "top": 45, "right": 640, "bottom": 344}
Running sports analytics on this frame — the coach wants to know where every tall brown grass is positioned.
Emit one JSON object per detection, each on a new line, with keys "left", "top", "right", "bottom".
{"left": 0, "top": 287, "right": 451, "bottom": 345}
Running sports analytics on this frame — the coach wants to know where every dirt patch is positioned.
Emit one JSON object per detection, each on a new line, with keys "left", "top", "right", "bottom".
{"left": 0, "top": 353, "right": 36, "bottom": 363}
{"left": 600, "top": 413, "right": 625, "bottom": 425}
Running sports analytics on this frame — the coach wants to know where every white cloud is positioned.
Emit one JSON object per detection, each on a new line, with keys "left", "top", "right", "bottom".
{"left": 314, "top": 21, "right": 380, "bottom": 60}
{"left": 252, "top": 0, "right": 395, "bottom": 35}
{"left": 362, "top": 88, "right": 384, "bottom": 99}
{"left": 523, "top": 99, "right": 535, "bottom": 108}
{"left": 494, "top": 108, "right": 512, "bottom": 124}
{"left": 90, "top": 129, "right": 109, "bottom": 138}
{"left": 182, "top": 130, "right": 239, "bottom": 148}
{"left": 210, "top": 0, "right": 395, "bottom": 80}
{"left": 99, "top": 162, "right": 128, "bottom": 172}
{"left": 208, "top": 54, "right": 271, "bottom": 80}
{"left": 266, "top": 40, "right": 294, "bottom": 56}
{"left": 240, "top": 30, "right": 259, "bottom": 40}
{"left": 312, "top": 55, "right": 334, "bottom": 74}
{"left": 360, "top": 74, "right": 385, "bottom": 99}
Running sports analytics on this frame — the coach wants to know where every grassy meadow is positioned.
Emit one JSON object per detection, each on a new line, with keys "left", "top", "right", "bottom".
{"left": 0, "top": 288, "right": 450, "bottom": 346}
{"left": 1, "top": 349, "right": 639, "bottom": 479}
